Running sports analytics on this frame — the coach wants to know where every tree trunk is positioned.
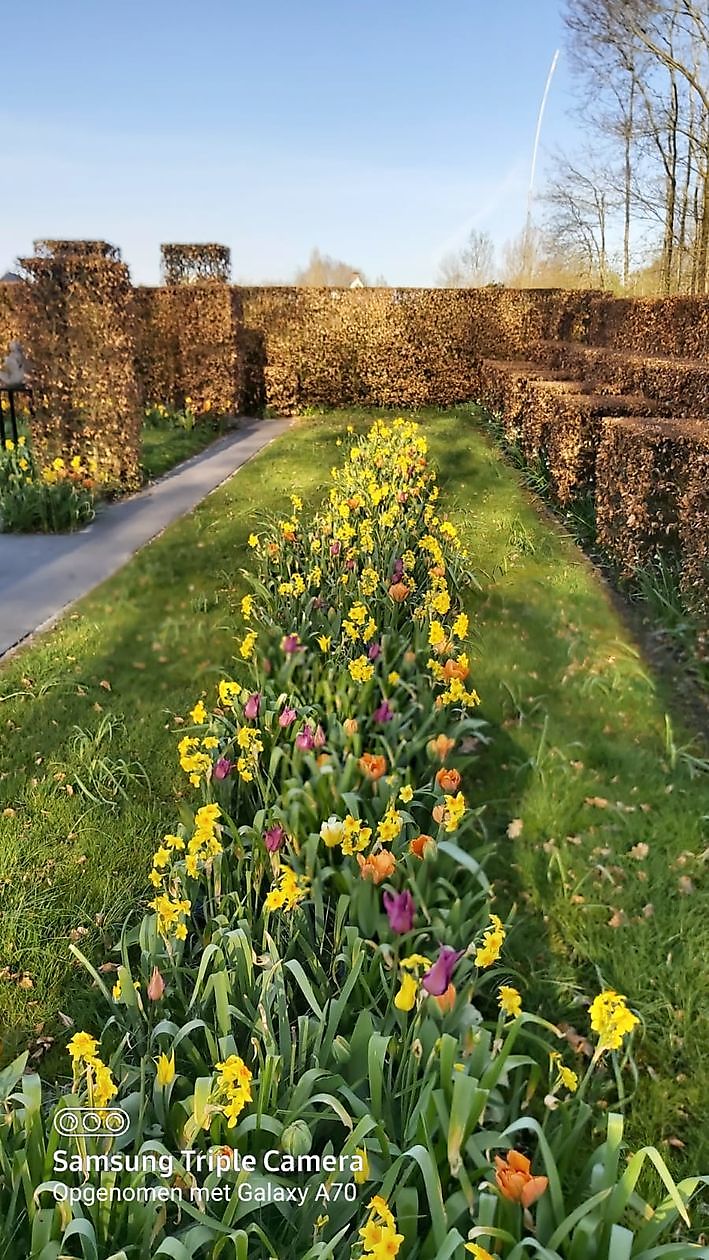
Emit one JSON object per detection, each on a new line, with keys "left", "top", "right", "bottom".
{"left": 623, "top": 79, "right": 635, "bottom": 291}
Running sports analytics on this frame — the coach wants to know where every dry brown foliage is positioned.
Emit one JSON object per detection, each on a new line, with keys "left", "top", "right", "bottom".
{"left": 18, "top": 244, "right": 141, "bottom": 487}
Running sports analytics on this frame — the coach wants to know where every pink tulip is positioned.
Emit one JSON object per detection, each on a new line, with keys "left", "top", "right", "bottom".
{"left": 383, "top": 889, "right": 415, "bottom": 934}
{"left": 244, "top": 692, "right": 261, "bottom": 720}
{"left": 373, "top": 699, "right": 394, "bottom": 724}
{"left": 264, "top": 824, "right": 285, "bottom": 853}
{"left": 296, "top": 724, "right": 315, "bottom": 751}
{"left": 422, "top": 947, "right": 464, "bottom": 997}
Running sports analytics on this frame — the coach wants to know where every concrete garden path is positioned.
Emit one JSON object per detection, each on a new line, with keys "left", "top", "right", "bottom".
{"left": 0, "top": 417, "right": 291, "bottom": 658}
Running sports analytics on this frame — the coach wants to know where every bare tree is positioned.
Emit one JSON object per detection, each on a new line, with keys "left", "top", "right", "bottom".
{"left": 437, "top": 229, "right": 495, "bottom": 287}
{"left": 542, "top": 152, "right": 621, "bottom": 288}
{"left": 564, "top": 0, "right": 646, "bottom": 289}
{"left": 563, "top": 0, "right": 709, "bottom": 294}
{"left": 295, "top": 248, "right": 366, "bottom": 286}
{"left": 619, "top": 0, "right": 709, "bottom": 293}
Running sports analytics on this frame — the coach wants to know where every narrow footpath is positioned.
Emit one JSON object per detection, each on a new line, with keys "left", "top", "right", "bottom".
{"left": 0, "top": 417, "right": 291, "bottom": 658}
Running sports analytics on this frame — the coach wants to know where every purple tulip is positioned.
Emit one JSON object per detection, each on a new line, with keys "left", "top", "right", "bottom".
{"left": 422, "top": 947, "right": 464, "bottom": 997}
{"left": 279, "top": 706, "right": 297, "bottom": 728}
{"left": 367, "top": 641, "right": 382, "bottom": 661}
{"left": 264, "top": 824, "right": 285, "bottom": 853}
{"left": 213, "top": 757, "right": 233, "bottom": 781}
{"left": 282, "top": 633, "right": 301, "bottom": 655}
{"left": 330, "top": 540, "right": 341, "bottom": 557}
{"left": 392, "top": 557, "right": 404, "bottom": 582}
{"left": 313, "top": 723, "right": 326, "bottom": 748}
{"left": 383, "top": 889, "right": 415, "bottom": 934}
{"left": 373, "top": 699, "right": 394, "bottom": 724}
{"left": 244, "top": 692, "right": 261, "bottom": 720}
{"left": 296, "top": 724, "right": 315, "bottom": 751}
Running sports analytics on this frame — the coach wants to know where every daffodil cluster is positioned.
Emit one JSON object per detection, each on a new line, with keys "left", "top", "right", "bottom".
{"left": 263, "top": 865, "right": 310, "bottom": 912}
{"left": 66, "top": 1031, "right": 118, "bottom": 1110}
{"left": 589, "top": 989, "right": 640, "bottom": 1053}
{"left": 359, "top": 1195, "right": 404, "bottom": 1258}
{"left": 0, "top": 433, "right": 96, "bottom": 532}
{"left": 212, "top": 1054, "right": 253, "bottom": 1127}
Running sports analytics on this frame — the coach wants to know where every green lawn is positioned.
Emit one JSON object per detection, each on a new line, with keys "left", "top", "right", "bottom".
{"left": 139, "top": 419, "right": 225, "bottom": 481}
{"left": 0, "top": 408, "right": 706, "bottom": 1177}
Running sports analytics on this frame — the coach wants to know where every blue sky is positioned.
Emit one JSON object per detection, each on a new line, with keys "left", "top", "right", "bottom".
{"left": 2, "top": 0, "right": 578, "bottom": 284}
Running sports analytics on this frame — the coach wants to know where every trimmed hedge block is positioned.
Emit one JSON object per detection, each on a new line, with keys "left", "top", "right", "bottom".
{"left": 528, "top": 385, "right": 658, "bottom": 503}
{"left": 478, "top": 359, "right": 581, "bottom": 445}
{"left": 595, "top": 418, "right": 709, "bottom": 601}
{"left": 530, "top": 340, "right": 709, "bottom": 416}
{"left": 0, "top": 282, "right": 24, "bottom": 357}
{"left": 584, "top": 296, "right": 709, "bottom": 358}
{"left": 239, "top": 287, "right": 600, "bottom": 415}
{"left": 19, "top": 249, "right": 141, "bottom": 487}
{"left": 132, "top": 285, "right": 243, "bottom": 416}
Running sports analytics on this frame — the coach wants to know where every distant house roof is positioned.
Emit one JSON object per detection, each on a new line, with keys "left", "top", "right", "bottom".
{"left": 1, "top": 271, "right": 21, "bottom": 283}
{"left": 349, "top": 273, "right": 364, "bottom": 289}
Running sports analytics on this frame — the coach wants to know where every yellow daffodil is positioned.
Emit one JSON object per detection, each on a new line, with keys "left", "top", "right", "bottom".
{"left": 155, "top": 1051, "right": 176, "bottom": 1086}
{"left": 498, "top": 985, "right": 522, "bottom": 1018}
{"left": 589, "top": 990, "right": 639, "bottom": 1052}
{"left": 189, "top": 699, "right": 207, "bottom": 725}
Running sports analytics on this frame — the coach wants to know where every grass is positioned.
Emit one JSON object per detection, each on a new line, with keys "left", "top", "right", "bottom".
{"left": 0, "top": 407, "right": 707, "bottom": 1181}
{"left": 139, "top": 418, "right": 225, "bottom": 481}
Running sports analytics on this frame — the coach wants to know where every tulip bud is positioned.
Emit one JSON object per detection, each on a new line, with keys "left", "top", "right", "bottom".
{"left": 147, "top": 966, "right": 165, "bottom": 1001}
{"left": 281, "top": 1120, "right": 312, "bottom": 1156}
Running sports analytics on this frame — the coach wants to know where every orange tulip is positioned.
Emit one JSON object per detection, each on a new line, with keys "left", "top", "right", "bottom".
{"left": 388, "top": 582, "right": 409, "bottom": 602}
{"left": 359, "top": 753, "right": 388, "bottom": 781}
{"left": 443, "top": 657, "right": 469, "bottom": 682}
{"left": 436, "top": 767, "right": 462, "bottom": 793}
{"left": 357, "top": 850, "right": 396, "bottom": 884}
{"left": 427, "top": 734, "right": 455, "bottom": 761}
{"left": 494, "top": 1151, "right": 548, "bottom": 1207}
{"left": 409, "top": 833, "right": 436, "bottom": 860}
{"left": 147, "top": 966, "right": 165, "bottom": 1001}
{"left": 433, "top": 983, "right": 456, "bottom": 1013}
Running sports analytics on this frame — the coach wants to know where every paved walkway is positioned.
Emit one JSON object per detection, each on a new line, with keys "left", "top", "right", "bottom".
{"left": 0, "top": 417, "right": 291, "bottom": 658}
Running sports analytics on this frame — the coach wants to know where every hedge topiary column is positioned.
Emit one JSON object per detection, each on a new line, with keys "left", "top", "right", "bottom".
{"left": 19, "top": 240, "right": 142, "bottom": 488}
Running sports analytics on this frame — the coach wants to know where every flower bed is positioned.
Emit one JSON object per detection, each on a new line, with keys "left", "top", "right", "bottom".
{"left": 0, "top": 419, "right": 705, "bottom": 1258}
{"left": 0, "top": 434, "right": 96, "bottom": 532}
